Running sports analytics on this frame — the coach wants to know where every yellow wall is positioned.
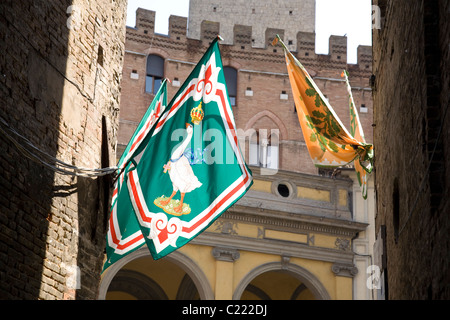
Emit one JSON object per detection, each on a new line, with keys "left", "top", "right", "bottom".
{"left": 106, "top": 239, "right": 354, "bottom": 300}
{"left": 104, "top": 178, "right": 361, "bottom": 300}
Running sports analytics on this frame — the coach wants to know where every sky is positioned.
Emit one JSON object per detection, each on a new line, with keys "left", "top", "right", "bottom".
{"left": 126, "top": 0, "right": 372, "bottom": 64}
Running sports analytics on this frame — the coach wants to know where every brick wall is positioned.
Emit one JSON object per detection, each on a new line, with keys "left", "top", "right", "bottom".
{"left": 119, "top": 9, "right": 373, "bottom": 176}
{"left": 372, "top": 0, "right": 449, "bottom": 299}
{"left": 0, "top": 0, "right": 127, "bottom": 299}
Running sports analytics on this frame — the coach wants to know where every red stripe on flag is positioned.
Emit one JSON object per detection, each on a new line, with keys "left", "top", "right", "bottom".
{"left": 182, "top": 175, "right": 249, "bottom": 233}
{"left": 129, "top": 170, "right": 152, "bottom": 223}
{"left": 129, "top": 118, "right": 152, "bottom": 154}
{"left": 156, "top": 84, "right": 196, "bottom": 130}
{"left": 109, "top": 209, "right": 144, "bottom": 250}
{"left": 216, "top": 89, "right": 238, "bottom": 145}
{"left": 155, "top": 101, "right": 161, "bottom": 115}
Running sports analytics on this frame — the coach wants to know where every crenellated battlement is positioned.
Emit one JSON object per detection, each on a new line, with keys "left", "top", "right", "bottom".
{"left": 129, "top": 8, "right": 372, "bottom": 70}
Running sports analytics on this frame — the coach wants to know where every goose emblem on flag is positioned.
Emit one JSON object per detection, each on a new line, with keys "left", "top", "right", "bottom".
{"left": 103, "top": 36, "right": 253, "bottom": 271}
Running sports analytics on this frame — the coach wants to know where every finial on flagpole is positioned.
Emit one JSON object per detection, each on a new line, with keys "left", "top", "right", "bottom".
{"left": 271, "top": 35, "right": 280, "bottom": 46}
{"left": 217, "top": 35, "right": 224, "bottom": 41}
{"left": 272, "top": 34, "right": 289, "bottom": 51}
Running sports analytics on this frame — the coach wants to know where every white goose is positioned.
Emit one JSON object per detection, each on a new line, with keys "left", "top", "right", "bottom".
{"left": 160, "top": 123, "right": 202, "bottom": 213}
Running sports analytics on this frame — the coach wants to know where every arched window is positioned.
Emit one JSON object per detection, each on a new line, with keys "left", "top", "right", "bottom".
{"left": 146, "top": 55, "right": 164, "bottom": 94}
{"left": 224, "top": 66, "right": 237, "bottom": 106}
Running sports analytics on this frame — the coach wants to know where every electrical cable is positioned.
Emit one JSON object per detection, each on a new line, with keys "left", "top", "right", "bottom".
{"left": 0, "top": 116, "right": 117, "bottom": 177}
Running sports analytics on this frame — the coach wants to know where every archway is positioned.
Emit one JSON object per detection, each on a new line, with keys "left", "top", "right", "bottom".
{"left": 99, "top": 247, "right": 214, "bottom": 300}
{"left": 233, "top": 262, "right": 331, "bottom": 300}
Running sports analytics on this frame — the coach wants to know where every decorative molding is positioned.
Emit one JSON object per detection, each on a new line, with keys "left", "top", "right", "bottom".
{"left": 223, "top": 207, "right": 367, "bottom": 238}
{"left": 212, "top": 220, "right": 238, "bottom": 235}
{"left": 212, "top": 247, "right": 240, "bottom": 262}
{"left": 307, "top": 234, "right": 315, "bottom": 246}
{"left": 335, "top": 238, "right": 351, "bottom": 251}
{"left": 194, "top": 233, "right": 355, "bottom": 264}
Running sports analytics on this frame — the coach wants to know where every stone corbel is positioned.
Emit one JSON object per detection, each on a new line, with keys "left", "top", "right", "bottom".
{"left": 212, "top": 247, "right": 240, "bottom": 262}
{"left": 281, "top": 256, "right": 291, "bottom": 270}
{"left": 331, "top": 262, "right": 358, "bottom": 278}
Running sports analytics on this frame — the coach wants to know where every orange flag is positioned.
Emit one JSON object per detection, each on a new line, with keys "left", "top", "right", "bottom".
{"left": 341, "top": 70, "right": 372, "bottom": 198}
{"left": 274, "top": 35, "right": 373, "bottom": 199}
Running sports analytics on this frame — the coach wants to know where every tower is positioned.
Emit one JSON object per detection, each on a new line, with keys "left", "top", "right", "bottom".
{"left": 188, "top": 0, "right": 315, "bottom": 50}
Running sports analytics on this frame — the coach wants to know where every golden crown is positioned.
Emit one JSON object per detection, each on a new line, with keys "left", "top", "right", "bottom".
{"left": 190, "top": 101, "right": 204, "bottom": 125}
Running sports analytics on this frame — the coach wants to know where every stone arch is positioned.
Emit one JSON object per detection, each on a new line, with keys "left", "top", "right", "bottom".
{"left": 107, "top": 269, "right": 169, "bottom": 299}
{"left": 233, "top": 261, "right": 331, "bottom": 300}
{"left": 145, "top": 47, "right": 170, "bottom": 60}
{"left": 98, "top": 247, "right": 214, "bottom": 300}
{"left": 222, "top": 59, "right": 242, "bottom": 71}
{"left": 244, "top": 110, "right": 288, "bottom": 141}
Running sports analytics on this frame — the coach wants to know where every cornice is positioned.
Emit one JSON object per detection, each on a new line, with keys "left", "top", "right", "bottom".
{"left": 224, "top": 205, "right": 368, "bottom": 237}
{"left": 249, "top": 166, "right": 353, "bottom": 186}
{"left": 192, "top": 232, "right": 356, "bottom": 264}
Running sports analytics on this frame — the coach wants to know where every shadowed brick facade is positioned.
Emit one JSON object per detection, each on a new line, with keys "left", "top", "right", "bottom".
{"left": 0, "top": 0, "right": 127, "bottom": 299}
{"left": 372, "top": 0, "right": 450, "bottom": 299}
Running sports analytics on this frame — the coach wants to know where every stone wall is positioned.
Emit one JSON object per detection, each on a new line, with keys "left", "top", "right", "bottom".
{"left": 187, "top": 0, "right": 315, "bottom": 50}
{"left": 0, "top": 0, "right": 127, "bottom": 299}
{"left": 372, "top": 0, "right": 450, "bottom": 299}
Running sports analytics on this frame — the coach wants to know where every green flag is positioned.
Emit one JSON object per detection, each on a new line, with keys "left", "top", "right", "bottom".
{"left": 104, "top": 37, "right": 252, "bottom": 270}
{"left": 104, "top": 80, "right": 168, "bottom": 271}
{"left": 117, "top": 79, "right": 168, "bottom": 175}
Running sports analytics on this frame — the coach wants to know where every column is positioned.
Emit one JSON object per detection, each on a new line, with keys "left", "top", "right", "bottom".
{"left": 331, "top": 262, "right": 358, "bottom": 300}
{"left": 212, "top": 247, "right": 240, "bottom": 300}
